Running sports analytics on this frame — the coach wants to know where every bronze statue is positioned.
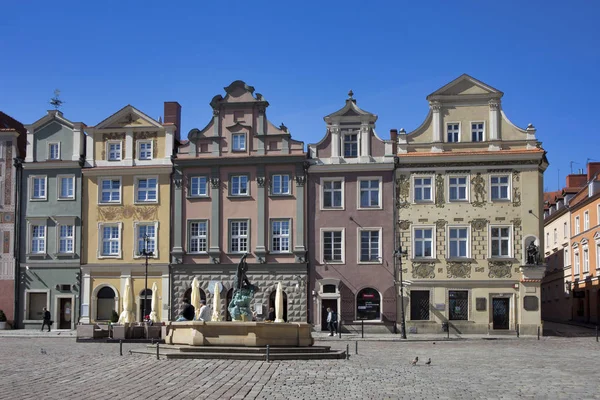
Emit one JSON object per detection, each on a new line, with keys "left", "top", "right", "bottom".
{"left": 526, "top": 242, "right": 539, "bottom": 265}
{"left": 234, "top": 253, "right": 251, "bottom": 290}
{"left": 228, "top": 253, "right": 257, "bottom": 321}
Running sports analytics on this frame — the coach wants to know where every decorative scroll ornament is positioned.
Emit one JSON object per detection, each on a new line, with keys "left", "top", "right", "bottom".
{"left": 475, "top": 266, "right": 485, "bottom": 273}
{"left": 97, "top": 205, "right": 159, "bottom": 221}
{"left": 435, "top": 219, "right": 447, "bottom": 229}
{"left": 256, "top": 177, "right": 266, "bottom": 188}
{"left": 447, "top": 262, "right": 472, "bottom": 278}
{"left": 435, "top": 174, "right": 445, "bottom": 208}
{"left": 488, "top": 260, "right": 513, "bottom": 278}
{"left": 210, "top": 177, "right": 220, "bottom": 189}
{"left": 471, "top": 173, "right": 486, "bottom": 207}
{"left": 488, "top": 99, "right": 500, "bottom": 110}
{"left": 396, "top": 175, "right": 410, "bottom": 208}
{"left": 470, "top": 218, "right": 488, "bottom": 230}
{"left": 295, "top": 175, "right": 306, "bottom": 187}
{"left": 412, "top": 262, "right": 436, "bottom": 279}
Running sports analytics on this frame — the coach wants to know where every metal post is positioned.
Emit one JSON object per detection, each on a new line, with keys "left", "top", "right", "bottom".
{"left": 346, "top": 344, "right": 349, "bottom": 360}
{"left": 447, "top": 324, "right": 450, "bottom": 339}
{"left": 141, "top": 234, "right": 153, "bottom": 339}
{"left": 537, "top": 326, "right": 540, "bottom": 340}
{"left": 156, "top": 343, "right": 159, "bottom": 360}
{"left": 361, "top": 319, "right": 364, "bottom": 338}
{"left": 596, "top": 326, "right": 598, "bottom": 342}
{"left": 338, "top": 319, "right": 341, "bottom": 339}
{"left": 355, "top": 341, "right": 358, "bottom": 355}
{"left": 516, "top": 324, "right": 520, "bottom": 338}
{"left": 119, "top": 340, "right": 123, "bottom": 356}
{"left": 266, "top": 345, "right": 270, "bottom": 362}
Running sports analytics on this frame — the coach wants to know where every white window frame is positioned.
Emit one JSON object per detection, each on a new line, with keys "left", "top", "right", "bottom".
{"left": 106, "top": 140, "right": 122, "bottom": 161}
{"left": 135, "top": 176, "right": 159, "bottom": 203}
{"left": 447, "top": 225, "right": 470, "bottom": 259}
{"left": 320, "top": 177, "right": 345, "bottom": 210}
{"left": 564, "top": 222, "right": 568, "bottom": 239}
{"left": 584, "top": 211, "right": 589, "bottom": 231}
{"left": 546, "top": 232, "right": 550, "bottom": 248}
{"left": 270, "top": 219, "right": 291, "bottom": 254}
{"left": 271, "top": 174, "right": 291, "bottom": 196}
{"left": 58, "top": 224, "right": 75, "bottom": 254}
{"left": 230, "top": 175, "right": 249, "bottom": 196}
{"left": 573, "top": 246, "right": 580, "bottom": 276}
{"left": 357, "top": 177, "right": 382, "bottom": 210}
{"left": 490, "top": 174, "right": 511, "bottom": 201}
{"left": 28, "top": 222, "right": 47, "bottom": 255}
{"left": 57, "top": 175, "right": 75, "bottom": 200}
{"left": 189, "top": 176, "right": 209, "bottom": 197}
{"left": 48, "top": 142, "right": 61, "bottom": 160}
{"left": 188, "top": 220, "right": 208, "bottom": 254}
{"left": 489, "top": 225, "right": 512, "bottom": 258}
{"left": 321, "top": 228, "right": 344, "bottom": 264}
{"left": 597, "top": 204, "right": 600, "bottom": 225}
{"left": 564, "top": 247, "right": 570, "bottom": 266}
{"left": 231, "top": 133, "right": 246, "bottom": 151}
{"left": 583, "top": 245, "right": 589, "bottom": 274}
{"left": 358, "top": 227, "right": 382, "bottom": 264}
{"left": 553, "top": 228, "right": 557, "bottom": 245}
{"left": 595, "top": 239, "right": 600, "bottom": 270}
{"left": 413, "top": 176, "right": 433, "bottom": 203}
{"left": 134, "top": 222, "right": 159, "bottom": 259}
{"left": 448, "top": 175, "right": 469, "bottom": 202}
{"left": 412, "top": 225, "right": 436, "bottom": 259}
{"left": 137, "top": 140, "right": 153, "bottom": 161}
{"left": 98, "top": 222, "right": 122, "bottom": 259}
{"left": 470, "top": 121, "right": 485, "bottom": 142}
{"left": 23, "top": 289, "right": 50, "bottom": 323}
{"left": 30, "top": 175, "right": 47, "bottom": 201}
{"left": 98, "top": 177, "right": 122, "bottom": 204}
{"left": 229, "top": 219, "right": 249, "bottom": 254}
{"left": 446, "top": 122, "right": 460, "bottom": 143}
{"left": 343, "top": 133, "right": 358, "bottom": 158}
{"left": 575, "top": 216, "right": 580, "bottom": 235}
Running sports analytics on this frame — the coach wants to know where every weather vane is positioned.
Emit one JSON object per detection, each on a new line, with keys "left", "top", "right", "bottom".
{"left": 49, "top": 89, "right": 64, "bottom": 110}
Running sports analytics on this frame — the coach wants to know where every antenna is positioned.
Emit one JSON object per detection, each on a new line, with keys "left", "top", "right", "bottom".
{"left": 587, "top": 158, "right": 598, "bottom": 164}
{"left": 49, "top": 89, "right": 64, "bottom": 110}
{"left": 557, "top": 168, "right": 560, "bottom": 191}
{"left": 570, "top": 161, "right": 579, "bottom": 174}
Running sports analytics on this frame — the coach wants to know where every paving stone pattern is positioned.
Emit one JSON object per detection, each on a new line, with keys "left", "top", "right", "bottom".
{"left": 0, "top": 337, "right": 598, "bottom": 399}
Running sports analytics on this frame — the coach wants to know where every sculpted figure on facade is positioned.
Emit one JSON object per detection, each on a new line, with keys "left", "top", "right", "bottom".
{"left": 396, "top": 175, "right": 410, "bottom": 208}
{"left": 471, "top": 173, "right": 486, "bottom": 206}
{"left": 435, "top": 174, "right": 445, "bottom": 208}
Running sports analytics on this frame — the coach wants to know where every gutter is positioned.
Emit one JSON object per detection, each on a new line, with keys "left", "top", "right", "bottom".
{"left": 12, "top": 157, "right": 23, "bottom": 329}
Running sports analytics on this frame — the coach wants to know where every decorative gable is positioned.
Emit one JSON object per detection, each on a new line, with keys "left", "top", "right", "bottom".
{"left": 426, "top": 74, "right": 503, "bottom": 100}
{"left": 94, "top": 105, "right": 162, "bottom": 130}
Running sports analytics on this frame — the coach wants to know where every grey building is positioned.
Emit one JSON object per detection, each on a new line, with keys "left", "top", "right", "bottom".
{"left": 19, "top": 110, "right": 85, "bottom": 329}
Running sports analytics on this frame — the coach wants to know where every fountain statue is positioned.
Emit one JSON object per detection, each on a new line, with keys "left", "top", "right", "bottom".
{"left": 228, "top": 253, "right": 258, "bottom": 321}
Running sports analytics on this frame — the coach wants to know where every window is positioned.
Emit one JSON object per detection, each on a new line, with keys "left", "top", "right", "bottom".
{"left": 449, "top": 176, "right": 468, "bottom": 201}
{"left": 414, "top": 177, "right": 432, "bottom": 202}
{"left": 322, "top": 230, "right": 343, "bottom": 262}
{"left": 230, "top": 220, "right": 248, "bottom": 253}
{"left": 27, "top": 292, "right": 47, "bottom": 320}
{"left": 564, "top": 222, "right": 568, "bottom": 239}
{"left": 232, "top": 133, "right": 246, "bottom": 151}
{"left": 575, "top": 216, "right": 580, "bottom": 235}
{"left": 97, "top": 286, "right": 116, "bottom": 321}
{"left": 491, "top": 226, "right": 511, "bottom": 257}
{"left": 31, "top": 176, "right": 47, "bottom": 200}
{"left": 190, "top": 176, "right": 208, "bottom": 197}
{"left": 48, "top": 143, "right": 60, "bottom": 160}
{"left": 359, "top": 179, "right": 380, "bottom": 208}
{"left": 448, "top": 227, "right": 469, "bottom": 258}
{"left": 356, "top": 288, "right": 380, "bottom": 320}
{"left": 30, "top": 225, "right": 46, "bottom": 254}
{"left": 574, "top": 251, "right": 580, "bottom": 275}
{"left": 59, "top": 225, "right": 74, "bottom": 254}
{"left": 546, "top": 232, "right": 550, "bottom": 248}
{"left": 414, "top": 227, "right": 434, "bottom": 258}
{"left": 359, "top": 229, "right": 380, "bottom": 262}
{"left": 230, "top": 175, "right": 248, "bottom": 196}
{"left": 447, "top": 123, "right": 460, "bottom": 142}
{"left": 189, "top": 221, "right": 208, "bottom": 253}
{"left": 137, "top": 224, "right": 156, "bottom": 256}
{"left": 58, "top": 176, "right": 75, "bottom": 199}
{"left": 584, "top": 211, "right": 589, "bottom": 231}
{"left": 596, "top": 243, "right": 600, "bottom": 270}
{"left": 490, "top": 176, "right": 510, "bottom": 200}
{"left": 471, "top": 122, "right": 484, "bottom": 142}
{"left": 101, "top": 224, "right": 120, "bottom": 257}
{"left": 138, "top": 141, "right": 153, "bottom": 160}
{"left": 271, "top": 175, "right": 290, "bottom": 195}
{"left": 564, "top": 248, "right": 570, "bottom": 266}
{"left": 343, "top": 134, "right": 358, "bottom": 157}
{"left": 449, "top": 290, "right": 468, "bottom": 320}
{"left": 136, "top": 178, "right": 158, "bottom": 202}
{"left": 554, "top": 228, "right": 557, "bottom": 244}
{"left": 100, "top": 178, "right": 121, "bottom": 203}
{"left": 107, "top": 141, "right": 122, "bottom": 161}
{"left": 322, "top": 179, "right": 343, "bottom": 209}
{"left": 271, "top": 220, "right": 290, "bottom": 253}
{"left": 583, "top": 247, "right": 589, "bottom": 273}
{"left": 410, "top": 290, "right": 430, "bottom": 321}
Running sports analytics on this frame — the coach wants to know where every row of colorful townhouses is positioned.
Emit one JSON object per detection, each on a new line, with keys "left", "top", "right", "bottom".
{"left": 542, "top": 162, "right": 600, "bottom": 324}
{"left": 0, "top": 74, "right": 549, "bottom": 334}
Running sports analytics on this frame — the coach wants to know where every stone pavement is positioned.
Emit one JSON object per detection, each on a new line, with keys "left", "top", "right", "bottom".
{"left": 1, "top": 335, "right": 599, "bottom": 399}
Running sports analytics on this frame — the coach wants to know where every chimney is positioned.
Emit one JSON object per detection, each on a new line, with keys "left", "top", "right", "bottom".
{"left": 390, "top": 129, "right": 398, "bottom": 154}
{"left": 587, "top": 162, "right": 600, "bottom": 182}
{"left": 566, "top": 173, "right": 586, "bottom": 188}
{"left": 164, "top": 102, "right": 182, "bottom": 141}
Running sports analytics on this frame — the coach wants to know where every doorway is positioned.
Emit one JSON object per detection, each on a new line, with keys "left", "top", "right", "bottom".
{"left": 321, "top": 299, "right": 337, "bottom": 331}
{"left": 59, "top": 298, "right": 72, "bottom": 330}
{"left": 492, "top": 298, "right": 510, "bottom": 330}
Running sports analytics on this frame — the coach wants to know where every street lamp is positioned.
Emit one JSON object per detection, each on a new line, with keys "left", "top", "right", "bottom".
{"left": 140, "top": 234, "right": 154, "bottom": 331}
{"left": 394, "top": 247, "right": 408, "bottom": 339}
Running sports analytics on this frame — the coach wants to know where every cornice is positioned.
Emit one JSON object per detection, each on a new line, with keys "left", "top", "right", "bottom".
{"left": 174, "top": 154, "right": 306, "bottom": 167}
{"left": 22, "top": 161, "right": 81, "bottom": 169}
{"left": 82, "top": 165, "right": 172, "bottom": 176}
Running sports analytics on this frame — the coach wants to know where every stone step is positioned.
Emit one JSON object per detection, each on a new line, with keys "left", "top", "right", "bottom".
{"left": 131, "top": 349, "right": 346, "bottom": 360}
{"left": 147, "top": 345, "right": 332, "bottom": 353}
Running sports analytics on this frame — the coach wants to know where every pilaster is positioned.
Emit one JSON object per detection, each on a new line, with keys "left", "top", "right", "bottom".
{"left": 164, "top": 126, "right": 175, "bottom": 159}
{"left": 255, "top": 165, "right": 267, "bottom": 263}
{"left": 330, "top": 126, "right": 341, "bottom": 163}
{"left": 124, "top": 129, "right": 133, "bottom": 161}
{"left": 208, "top": 166, "right": 221, "bottom": 263}
{"left": 85, "top": 134, "right": 94, "bottom": 167}
{"left": 25, "top": 129, "right": 34, "bottom": 162}
{"left": 212, "top": 109, "right": 220, "bottom": 155}
{"left": 359, "top": 124, "right": 371, "bottom": 162}
{"left": 80, "top": 271, "right": 91, "bottom": 323}
{"left": 257, "top": 107, "right": 265, "bottom": 155}
{"left": 293, "top": 165, "right": 307, "bottom": 263}
{"left": 430, "top": 101, "right": 444, "bottom": 153}
{"left": 488, "top": 99, "right": 501, "bottom": 150}
{"left": 171, "top": 169, "right": 184, "bottom": 263}
{"left": 72, "top": 124, "right": 82, "bottom": 161}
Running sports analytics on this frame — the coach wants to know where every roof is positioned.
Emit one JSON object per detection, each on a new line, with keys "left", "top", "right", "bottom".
{"left": 0, "top": 111, "right": 26, "bottom": 134}
{"left": 401, "top": 148, "right": 545, "bottom": 157}
{"left": 426, "top": 74, "right": 504, "bottom": 100}
{"left": 323, "top": 90, "right": 377, "bottom": 122}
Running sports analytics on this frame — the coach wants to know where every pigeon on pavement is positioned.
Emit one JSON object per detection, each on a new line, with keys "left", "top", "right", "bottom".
{"left": 425, "top": 358, "right": 431, "bottom": 365}
{"left": 411, "top": 356, "right": 418, "bottom": 366}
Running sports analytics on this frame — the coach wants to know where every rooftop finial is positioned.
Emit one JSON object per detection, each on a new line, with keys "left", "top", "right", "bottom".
{"left": 348, "top": 89, "right": 354, "bottom": 99}
{"left": 49, "top": 89, "right": 64, "bottom": 110}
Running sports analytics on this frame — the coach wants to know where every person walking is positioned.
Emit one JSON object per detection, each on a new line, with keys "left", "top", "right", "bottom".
{"left": 41, "top": 307, "right": 51, "bottom": 332}
{"left": 326, "top": 307, "right": 337, "bottom": 336}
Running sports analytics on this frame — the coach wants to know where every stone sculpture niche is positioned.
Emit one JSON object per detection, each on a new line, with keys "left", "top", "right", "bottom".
{"left": 228, "top": 253, "right": 258, "bottom": 321}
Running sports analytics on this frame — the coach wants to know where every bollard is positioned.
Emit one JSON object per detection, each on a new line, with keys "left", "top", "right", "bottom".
{"left": 394, "top": 320, "right": 397, "bottom": 334}
{"left": 355, "top": 341, "right": 358, "bottom": 355}
{"left": 361, "top": 319, "right": 364, "bottom": 338}
{"left": 517, "top": 324, "right": 520, "bottom": 338}
{"left": 156, "top": 343, "right": 159, "bottom": 360}
{"left": 596, "top": 326, "right": 598, "bottom": 342}
{"left": 447, "top": 324, "right": 450, "bottom": 339}
{"left": 338, "top": 320, "right": 342, "bottom": 339}
{"left": 537, "top": 326, "right": 540, "bottom": 340}
{"left": 346, "top": 344, "right": 349, "bottom": 360}
{"left": 266, "top": 345, "right": 270, "bottom": 363}
{"left": 119, "top": 340, "right": 123, "bottom": 356}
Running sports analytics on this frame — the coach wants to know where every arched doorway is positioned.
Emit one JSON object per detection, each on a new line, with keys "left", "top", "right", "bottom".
{"left": 97, "top": 286, "right": 116, "bottom": 321}
{"left": 269, "top": 290, "right": 288, "bottom": 322}
{"left": 226, "top": 289, "right": 233, "bottom": 321}
{"left": 139, "top": 289, "right": 152, "bottom": 322}
{"left": 356, "top": 288, "right": 381, "bottom": 320}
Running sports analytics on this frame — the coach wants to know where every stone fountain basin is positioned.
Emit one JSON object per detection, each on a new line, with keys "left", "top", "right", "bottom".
{"left": 163, "top": 321, "right": 314, "bottom": 347}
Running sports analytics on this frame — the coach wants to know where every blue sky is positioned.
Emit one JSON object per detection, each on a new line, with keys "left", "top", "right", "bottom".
{"left": 1, "top": 0, "right": 598, "bottom": 191}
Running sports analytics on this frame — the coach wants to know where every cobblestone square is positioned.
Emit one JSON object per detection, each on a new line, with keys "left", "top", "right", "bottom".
{"left": 0, "top": 336, "right": 597, "bottom": 399}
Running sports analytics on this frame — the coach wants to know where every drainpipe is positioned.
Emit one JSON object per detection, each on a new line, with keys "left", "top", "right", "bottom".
{"left": 13, "top": 156, "right": 24, "bottom": 329}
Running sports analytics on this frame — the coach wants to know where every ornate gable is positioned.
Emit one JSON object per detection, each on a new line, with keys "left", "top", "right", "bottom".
{"left": 94, "top": 105, "right": 162, "bottom": 130}
{"left": 427, "top": 74, "right": 503, "bottom": 101}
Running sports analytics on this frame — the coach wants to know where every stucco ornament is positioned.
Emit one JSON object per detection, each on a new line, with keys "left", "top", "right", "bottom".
{"left": 398, "top": 220, "right": 411, "bottom": 230}
{"left": 396, "top": 175, "right": 410, "bottom": 208}
{"left": 435, "top": 219, "right": 447, "bottom": 229}
{"left": 488, "top": 260, "right": 512, "bottom": 278}
{"left": 511, "top": 218, "right": 522, "bottom": 228}
{"left": 470, "top": 218, "right": 488, "bottom": 230}
{"left": 210, "top": 177, "right": 220, "bottom": 189}
{"left": 412, "top": 262, "right": 436, "bottom": 279}
{"left": 471, "top": 173, "right": 486, "bottom": 207}
{"left": 97, "top": 205, "right": 158, "bottom": 221}
{"left": 256, "top": 177, "right": 266, "bottom": 188}
{"left": 447, "top": 262, "right": 472, "bottom": 278}
{"left": 435, "top": 174, "right": 445, "bottom": 208}
{"left": 512, "top": 187, "right": 521, "bottom": 207}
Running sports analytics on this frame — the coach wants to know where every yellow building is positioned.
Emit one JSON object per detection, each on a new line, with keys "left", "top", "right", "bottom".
{"left": 79, "top": 103, "right": 179, "bottom": 323}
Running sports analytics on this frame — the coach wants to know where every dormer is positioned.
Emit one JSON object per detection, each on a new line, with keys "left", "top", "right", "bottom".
{"left": 309, "top": 91, "right": 394, "bottom": 165}
{"left": 25, "top": 110, "right": 85, "bottom": 164}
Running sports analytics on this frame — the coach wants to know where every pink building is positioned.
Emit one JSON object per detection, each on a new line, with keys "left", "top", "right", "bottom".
{"left": 171, "top": 81, "right": 308, "bottom": 321}
{"left": 307, "top": 92, "right": 397, "bottom": 332}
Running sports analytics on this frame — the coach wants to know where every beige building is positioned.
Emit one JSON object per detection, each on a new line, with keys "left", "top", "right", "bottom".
{"left": 395, "top": 74, "right": 548, "bottom": 334}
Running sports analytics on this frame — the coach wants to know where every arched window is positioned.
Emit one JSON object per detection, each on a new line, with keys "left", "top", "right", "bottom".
{"left": 97, "top": 286, "right": 116, "bottom": 321}
{"left": 356, "top": 288, "right": 381, "bottom": 320}
{"left": 139, "top": 289, "right": 153, "bottom": 322}
{"left": 269, "top": 290, "right": 288, "bottom": 322}
{"left": 323, "top": 284, "right": 336, "bottom": 293}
